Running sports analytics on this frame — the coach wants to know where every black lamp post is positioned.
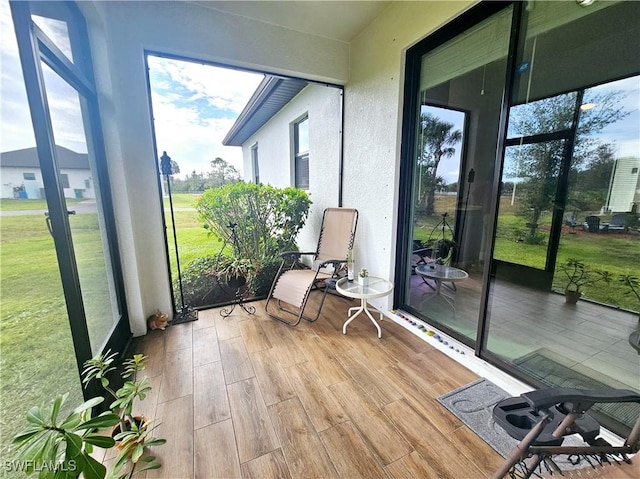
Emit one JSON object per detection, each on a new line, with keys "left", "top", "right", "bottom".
{"left": 160, "top": 151, "right": 197, "bottom": 324}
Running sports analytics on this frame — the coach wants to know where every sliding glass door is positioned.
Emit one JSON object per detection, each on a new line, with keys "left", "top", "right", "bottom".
{"left": 398, "top": 4, "right": 514, "bottom": 345}
{"left": 399, "top": 0, "right": 639, "bottom": 437}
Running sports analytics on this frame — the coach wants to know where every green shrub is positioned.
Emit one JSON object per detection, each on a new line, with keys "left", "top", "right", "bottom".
{"left": 179, "top": 255, "right": 224, "bottom": 307}
{"left": 195, "top": 182, "right": 312, "bottom": 297}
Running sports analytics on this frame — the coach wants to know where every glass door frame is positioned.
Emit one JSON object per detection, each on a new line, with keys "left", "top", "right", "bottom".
{"left": 395, "top": 1, "right": 521, "bottom": 352}
{"left": 10, "top": 0, "right": 130, "bottom": 399}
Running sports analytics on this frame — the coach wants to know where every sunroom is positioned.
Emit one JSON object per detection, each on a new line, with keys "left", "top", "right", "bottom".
{"left": 1, "top": 0, "right": 639, "bottom": 477}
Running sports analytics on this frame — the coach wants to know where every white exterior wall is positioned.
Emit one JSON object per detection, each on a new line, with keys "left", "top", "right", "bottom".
{"left": 80, "top": 1, "right": 350, "bottom": 335}
{"left": 343, "top": 1, "right": 474, "bottom": 311}
{"left": 608, "top": 157, "right": 640, "bottom": 212}
{"left": 241, "top": 84, "right": 343, "bottom": 252}
{"left": 0, "top": 167, "right": 94, "bottom": 199}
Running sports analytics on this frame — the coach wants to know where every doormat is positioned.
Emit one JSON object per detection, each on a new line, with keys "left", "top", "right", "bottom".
{"left": 514, "top": 348, "right": 639, "bottom": 433}
{"left": 437, "top": 378, "right": 586, "bottom": 469}
{"left": 437, "top": 378, "right": 517, "bottom": 458}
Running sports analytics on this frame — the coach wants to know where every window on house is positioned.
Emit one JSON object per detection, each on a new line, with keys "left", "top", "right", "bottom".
{"left": 632, "top": 167, "right": 638, "bottom": 174}
{"left": 23, "top": 172, "right": 36, "bottom": 180}
{"left": 251, "top": 143, "right": 259, "bottom": 184}
{"left": 60, "top": 173, "right": 69, "bottom": 188}
{"left": 294, "top": 115, "right": 309, "bottom": 189}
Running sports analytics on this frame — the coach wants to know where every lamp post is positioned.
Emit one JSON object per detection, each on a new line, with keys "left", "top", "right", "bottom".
{"left": 160, "top": 151, "right": 197, "bottom": 324}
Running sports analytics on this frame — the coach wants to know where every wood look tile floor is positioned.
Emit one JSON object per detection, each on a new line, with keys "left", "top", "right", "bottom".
{"left": 119, "top": 293, "right": 508, "bottom": 479}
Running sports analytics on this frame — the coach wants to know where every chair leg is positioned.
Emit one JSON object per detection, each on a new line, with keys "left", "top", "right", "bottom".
{"left": 265, "top": 286, "right": 329, "bottom": 327}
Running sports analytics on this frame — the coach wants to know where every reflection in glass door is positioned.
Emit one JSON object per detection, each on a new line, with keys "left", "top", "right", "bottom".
{"left": 40, "top": 62, "right": 120, "bottom": 353}
{"left": 483, "top": 0, "right": 640, "bottom": 437}
{"left": 400, "top": 5, "right": 514, "bottom": 344}
{"left": 3, "top": 0, "right": 130, "bottom": 459}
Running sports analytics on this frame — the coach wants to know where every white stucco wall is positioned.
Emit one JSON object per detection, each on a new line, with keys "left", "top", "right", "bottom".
{"left": 80, "top": 1, "right": 351, "bottom": 335}
{"left": 343, "top": 0, "right": 474, "bottom": 311}
{"left": 241, "top": 83, "right": 343, "bottom": 252}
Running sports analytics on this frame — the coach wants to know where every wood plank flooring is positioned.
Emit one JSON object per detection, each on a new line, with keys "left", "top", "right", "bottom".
{"left": 128, "top": 293, "right": 508, "bottom": 478}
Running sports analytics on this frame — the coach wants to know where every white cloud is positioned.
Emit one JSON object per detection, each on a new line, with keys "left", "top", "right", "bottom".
{"left": 148, "top": 56, "right": 264, "bottom": 178}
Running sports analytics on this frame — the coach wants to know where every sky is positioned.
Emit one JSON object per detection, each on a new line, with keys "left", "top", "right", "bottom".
{"left": 147, "top": 56, "right": 263, "bottom": 179}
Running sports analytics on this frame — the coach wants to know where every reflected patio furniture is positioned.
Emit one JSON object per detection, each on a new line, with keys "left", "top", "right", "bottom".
{"left": 564, "top": 213, "right": 577, "bottom": 228}
{"left": 412, "top": 242, "right": 436, "bottom": 290}
{"left": 265, "top": 207, "right": 358, "bottom": 327}
{"left": 608, "top": 212, "right": 627, "bottom": 233}
{"left": 492, "top": 387, "right": 640, "bottom": 479}
{"left": 583, "top": 215, "right": 608, "bottom": 233}
{"left": 415, "top": 264, "right": 468, "bottom": 311}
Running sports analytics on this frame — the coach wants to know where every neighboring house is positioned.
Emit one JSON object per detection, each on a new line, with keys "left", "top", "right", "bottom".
{"left": 0, "top": 145, "right": 94, "bottom": 200}
{"left": 223, "top": 77, "right": 342, "bottom": 250}
{"left": 606, "top": 157, "right": 640, "bottom": 212}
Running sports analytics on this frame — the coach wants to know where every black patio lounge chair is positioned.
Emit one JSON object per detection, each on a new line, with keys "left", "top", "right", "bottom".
{"left": 492, "top": 387, "right": 640, "bottom": 479}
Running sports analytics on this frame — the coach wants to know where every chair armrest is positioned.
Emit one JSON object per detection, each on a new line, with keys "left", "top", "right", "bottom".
{"left": 316, "top": 259, "right": 344, "bottom": 270}
{"left": 280, "top": 251, "right": 315, "bottom": 259}
{"left": 522, "top": 388, "right": 640, "bottom": 412}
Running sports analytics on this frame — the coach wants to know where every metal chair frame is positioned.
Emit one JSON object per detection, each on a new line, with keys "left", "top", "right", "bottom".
{"left": 265, "top": 208, "right": 358, "bottom": 327}
{"left": 492, "top": 388, "right": 640, "bottom": 479}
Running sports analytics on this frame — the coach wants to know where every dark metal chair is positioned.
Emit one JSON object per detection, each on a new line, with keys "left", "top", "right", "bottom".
{"left": 584, "top": 215, "right": 607, "bottom": 233}
{"left": 492, "top": 387, "right": 640, "bottom": 479}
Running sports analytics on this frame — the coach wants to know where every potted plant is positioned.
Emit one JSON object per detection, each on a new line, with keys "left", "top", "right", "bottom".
{"left": 82, "top": 350, "right": 165, "bottom": 477}
{"left": 214, "top": 255, "right": 257, "bottom": 289}
{"left": 12, "top": 394, "right": 120, "bottom": 479}
{"left": 560, "top": 258, "right": 612, "bottom": 304}
{"left": 359, "top": 268, "right": 369, "bottom": 287}
{"left": 428, "top": 238, "right": 456, "bottom": 266}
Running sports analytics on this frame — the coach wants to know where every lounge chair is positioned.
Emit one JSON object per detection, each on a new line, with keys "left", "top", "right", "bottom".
{"left": 265, "top": 207, "right": 358, "bottom": 326}
{"left": 492, "top": 387, "right": 640, "bottom": 478}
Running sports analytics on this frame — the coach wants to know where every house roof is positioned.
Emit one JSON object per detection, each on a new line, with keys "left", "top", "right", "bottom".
{"left": 0, "top": 145, "right": 90, "bottom": 169}
{"left": 222, "top": 76, "right": 309, "bottom": 147}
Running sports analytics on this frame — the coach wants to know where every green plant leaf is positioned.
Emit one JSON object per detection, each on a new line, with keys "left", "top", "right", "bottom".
{"left": 13, "top": 427, "right": 44, "bottom": 445}
{"left": 76, "top": 413, "right": 119, "bottom": 431}
{"left": 84, "top": 434, "right": 116, "bottom": 449}
{"left": 59, "top": 413, "right": 82, "bottom": 431}
{"left": 26, "top": 406, "right": 45, "bottom": 426}
{"left": 63, "top": 432, "right": 83, "bottom": 458}
{"left": 50, "top": 394, "right": 66, "bottom": 425}
{"left": 81, "top": 453, "right": 107, "bottom": 479}
{"left": 137, "top": 462, "right": 162, "bottom": 472}
{"left": 73, "top": 397, "right": 104, "bottom": 414}
{"left": 131, "top": 443, "right": 144, "bottom": 463}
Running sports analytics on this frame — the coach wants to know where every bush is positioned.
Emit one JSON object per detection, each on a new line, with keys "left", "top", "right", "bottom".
{"left": 195, "top": 182, "right": 312, "bottom": 296}
{"left": 179, "top": 255, "right": 233, "bottom": 307}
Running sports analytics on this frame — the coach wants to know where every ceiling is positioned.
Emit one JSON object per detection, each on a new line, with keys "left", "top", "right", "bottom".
{"left": 190, "top": 1, "right": 391, "bottom": 42}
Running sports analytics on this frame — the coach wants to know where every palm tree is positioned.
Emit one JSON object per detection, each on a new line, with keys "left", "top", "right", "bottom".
{"left": 417, "top": 113, "right": 462, "bottom": 215}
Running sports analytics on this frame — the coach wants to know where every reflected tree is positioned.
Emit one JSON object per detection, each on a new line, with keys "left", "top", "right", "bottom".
{"left": 416, "top": 112, "right": 461, "bottom": 215}
{"left": 507, "top": 89, "right": 628, "bottom": 242}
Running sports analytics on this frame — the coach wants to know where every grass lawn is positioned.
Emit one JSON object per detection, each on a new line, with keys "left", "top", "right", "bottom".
{"left": 0, "top": 214, "right": 84, "bottom": 462}
{"left": 414, "top": 198, "right": 639, "bottom": 311}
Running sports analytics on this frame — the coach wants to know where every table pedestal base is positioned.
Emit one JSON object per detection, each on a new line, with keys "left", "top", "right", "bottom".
{"left": 343, "top": 298, "right": 383, "bottom": 338}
